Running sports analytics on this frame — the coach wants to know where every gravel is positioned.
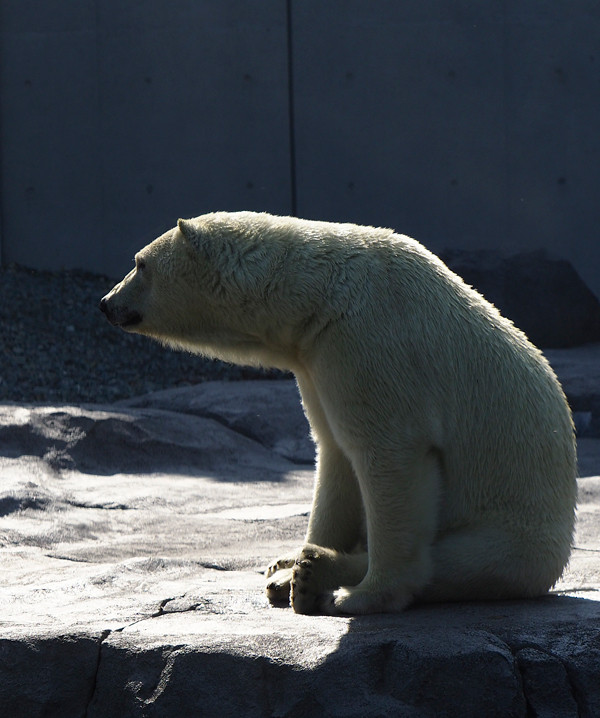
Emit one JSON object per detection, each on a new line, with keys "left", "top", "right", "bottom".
{"left": 0, "top": 264, "right": 286, "bottom": 405}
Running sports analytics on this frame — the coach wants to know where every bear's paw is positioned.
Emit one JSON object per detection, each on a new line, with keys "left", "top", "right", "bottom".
{"left": 289, "top": 544, "right": 366, "bottom": 614}
{"left": 265, "top": 567, "right": 293, "bottom": 605}
{"left": 324, "top": 582, "right": 413, "bottom": 615}
{"left": 290, "top": 546, "right": 333, "bottom": 614}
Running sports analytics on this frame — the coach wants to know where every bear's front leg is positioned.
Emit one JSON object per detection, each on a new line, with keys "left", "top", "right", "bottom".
{"left": 319, "top": 447, "right": 442, "bottom": 615}
{"left": 304, "top": 440, "right": 365, "bottom": 550}
{"left": 265, "top": 433, "right": 364, "bottom": 607}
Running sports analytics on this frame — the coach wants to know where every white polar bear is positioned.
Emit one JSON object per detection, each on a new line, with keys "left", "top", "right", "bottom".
{"left": 100, "top": 211, "right": 577, "bottom": 615}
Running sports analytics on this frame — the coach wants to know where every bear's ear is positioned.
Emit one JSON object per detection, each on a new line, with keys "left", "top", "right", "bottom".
{"left": 178, "top": 218, "right": 207, "bottom": 255}
{"left": 178, "top": 218, "right": 196, "bottom": 243}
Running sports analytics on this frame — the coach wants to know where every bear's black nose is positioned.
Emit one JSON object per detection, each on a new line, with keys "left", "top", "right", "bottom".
{"left": 99, "top": 297, "right": 108, "bottom": 314}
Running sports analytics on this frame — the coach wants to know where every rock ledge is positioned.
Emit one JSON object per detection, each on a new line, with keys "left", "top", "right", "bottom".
{"left": 1, "top": 371, "right": 599, "bottom": 717}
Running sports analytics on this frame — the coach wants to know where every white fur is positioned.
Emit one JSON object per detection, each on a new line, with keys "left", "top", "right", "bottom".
{"left": 102, "top": 211, "right": 577, "bottom": 615}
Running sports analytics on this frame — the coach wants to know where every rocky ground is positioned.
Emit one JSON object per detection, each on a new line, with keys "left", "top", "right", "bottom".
{"left": 1, "top": 373, "right": 599, "bottom": 716}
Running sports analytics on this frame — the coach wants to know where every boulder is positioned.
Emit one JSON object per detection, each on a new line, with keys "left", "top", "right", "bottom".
{"left": 545, "top": 343, "right": 600, "bottom": 439}
{"left": 440, "top": 249, "right": 600, "bottom": 348}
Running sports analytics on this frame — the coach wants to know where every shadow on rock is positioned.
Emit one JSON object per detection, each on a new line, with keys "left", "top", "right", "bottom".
{"left": 0, "top": 404, "right": 304, "bottom": 481}
{"left": 83, "top": 596, "right": 600, "bottom": 718}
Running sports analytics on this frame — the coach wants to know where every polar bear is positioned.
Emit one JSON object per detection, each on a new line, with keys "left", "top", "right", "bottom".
{"left": 100, "top": 211, "right": 577, "bottom": 615}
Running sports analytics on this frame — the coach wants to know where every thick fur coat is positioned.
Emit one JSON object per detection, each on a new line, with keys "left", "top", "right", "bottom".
{"left": 100, "top": 211, "right": 577, "bottom": 615}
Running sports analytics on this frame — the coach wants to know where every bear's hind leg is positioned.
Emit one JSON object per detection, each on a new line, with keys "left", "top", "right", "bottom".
{"left": 419, "top": 525, "right": 569, "bottom": 603}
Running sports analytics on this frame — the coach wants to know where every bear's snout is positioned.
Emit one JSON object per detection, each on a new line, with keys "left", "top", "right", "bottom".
{"left": 99, "top": 294, "right": 143, "bottom": 329}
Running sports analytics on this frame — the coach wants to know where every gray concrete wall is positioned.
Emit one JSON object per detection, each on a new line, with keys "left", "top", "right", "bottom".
{"left": 291, "top": 1, "right": 600, "bottom": 297}
{"left": 0, "top": 1, "right": 291, "bottom": 276}
{"left": 1, "top": 1, "right": 599, "bottom": 296}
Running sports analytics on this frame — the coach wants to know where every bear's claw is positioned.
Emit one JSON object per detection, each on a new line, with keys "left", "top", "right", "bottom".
{"left": 266, "top": 554, "right": 297, "bottom": 578}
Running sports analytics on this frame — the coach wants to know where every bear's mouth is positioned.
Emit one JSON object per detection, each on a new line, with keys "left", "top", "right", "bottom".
{"left": 99, "top": 299, "right": 142, "bottom": 329}
{"left": 119, "top": 312, "right": 143, "bottom": 328}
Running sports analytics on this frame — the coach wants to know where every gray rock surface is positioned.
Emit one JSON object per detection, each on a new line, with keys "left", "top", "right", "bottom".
{"left": 440, "top": 249, "right": 600, "bottom": 348}
{"left": 1, "top": 350, "right": 600, "bottom": 717}
{"left": 545, "top": 344, "right": 600, "bottom": 440}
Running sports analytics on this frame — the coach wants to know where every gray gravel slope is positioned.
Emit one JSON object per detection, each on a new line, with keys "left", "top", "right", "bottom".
{"left": 0, "top": 264, "right": 284, "bottom": 404}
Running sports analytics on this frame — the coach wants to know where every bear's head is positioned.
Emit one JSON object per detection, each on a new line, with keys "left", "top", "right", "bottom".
{"left": 100, "top": 221, "right": 195, "bottom": 338}
{"left": 99, "top": 213, "right": 318, "bottom": 367}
